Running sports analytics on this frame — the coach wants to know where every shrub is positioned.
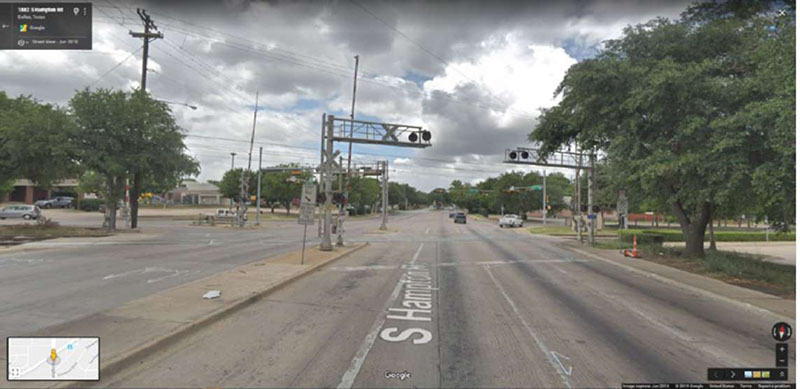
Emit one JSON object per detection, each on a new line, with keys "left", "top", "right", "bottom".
{"left": 77, "top": 198, "right": 103, "bottom": 212}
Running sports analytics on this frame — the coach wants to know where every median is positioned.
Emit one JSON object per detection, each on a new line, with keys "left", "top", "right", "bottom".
{"left": 34, "top": 242, "right": 367, "bottom": 386}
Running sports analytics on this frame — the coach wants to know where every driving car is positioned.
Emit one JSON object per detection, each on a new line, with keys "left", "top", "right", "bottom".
{"left": 0, "top": 204, "right": 41, "bottom": 220}
{"left": 454, "top": 212, "right": 467, "bottom": 224}
{"left": 499, "top": 214, "right": 524, "bottom": 228}
{"left": 34, "top": 196, "right": 74, "bottom": 209}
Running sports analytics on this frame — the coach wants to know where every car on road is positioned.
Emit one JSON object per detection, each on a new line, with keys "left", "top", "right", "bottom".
{"left": 0, "top": 204, "right": 41, "bottom": 220}
{"left": 454, "top": 212, "right": 467, "bottom": 224}
{"left": 499, "top": 214, "right": 524, "bottom": 228}
{"left": 34, "top": 196, "right": 74, "bottom": 209}
{"left": 449, "top": 211, "right": 456, "bottom": 218}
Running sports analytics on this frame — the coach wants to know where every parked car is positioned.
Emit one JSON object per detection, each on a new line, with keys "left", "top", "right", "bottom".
{"left": 499, "top": 214, "right": 524, "bottom": 228}
{"left": 454, "top": 212, "right": 467, "bottom": 224}
{"left": 35, "top": 196, "right": 74, "bottom": 209}
{"left": 0, "top": 204, "right": 41, "bottom": 220}
{"left": 211, "top": 208, "right": 247, "bottom": 221}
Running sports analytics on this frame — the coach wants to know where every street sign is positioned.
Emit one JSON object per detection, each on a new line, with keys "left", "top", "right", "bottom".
{"left": 530, "top": 185, "right": 542, "bottom": 190}
{"left": 616, "top": 190, "right": 628, "bottom": 216}
{"left": 298, "top": 203, "right": 316, "bottom": 225}
{"left": 301, "top": 183, "right": 317, "bottom": 205}
{"left": 588, "top": 214, "right": 597, "bottom": 220}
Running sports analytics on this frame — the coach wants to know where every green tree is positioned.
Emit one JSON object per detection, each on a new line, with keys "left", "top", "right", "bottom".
{"left": 0, "top": 92, "right": 76, "bottom": 187}
{"left": 127, "top": 90, "right": 199, "bottom": 228}
{"left": 259, "top": 165, "right": 313, "bottom": 214}
{"left": 530, "top": 3, "right": 794, "bottom": 257}
{"left": 69, "top": 89, "right": 136, "bottom": 230}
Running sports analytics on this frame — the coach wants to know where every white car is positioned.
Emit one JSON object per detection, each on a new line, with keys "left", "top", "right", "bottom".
{"left": 499, "top": 214, "right": 523, "bottom": 228}
{"left": 0, "top": 204, "right": 41, "bottom": 220}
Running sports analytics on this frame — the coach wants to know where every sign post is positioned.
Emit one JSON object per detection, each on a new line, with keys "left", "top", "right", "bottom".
{"left": 299, "top": 183, "right": 317, "bottom": 265}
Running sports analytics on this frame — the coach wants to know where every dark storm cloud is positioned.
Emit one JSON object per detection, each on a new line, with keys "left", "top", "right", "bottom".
{"left": 421, "top": 84, "right": 532, "bottom": 158}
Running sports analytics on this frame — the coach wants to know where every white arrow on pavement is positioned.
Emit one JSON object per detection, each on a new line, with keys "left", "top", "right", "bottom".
{"left": 551, "top": 351, "right": 573, "bottom": 376}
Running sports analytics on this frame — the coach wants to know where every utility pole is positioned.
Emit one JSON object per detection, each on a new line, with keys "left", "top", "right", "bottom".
{"left": 380, "top": 160, "right": 388, "bottom": 230}
{"left": 321, "top": 114, "right": 335, "bottom": 251}
{"left": 129, "top": 9, "right": 162, "bottom": 92}
{"left": 238, "top": 92, "right": 258, "bottom": 227}
{"left": 588, "top": 152, "right": 595, "bottom": 245}
{"left": 542, "top": 170, "right": 547, "bottom": 226}
{"left": 318, "top": 113, "right": 325, "bottom": 237}
{"left": 337, "top": 155, "right": 344, "bottom": 247}
{"left": 230, "top": 152, "right": 236, "bottom": 210}
{"left": 256, "top": 146, "right": 262, "bottom": 226}
{"left": 343, "top": 55, "right": 359, "bottom": 244}
{"left": 576, "top": 149, "right": 583, "bottom": 243}
{"left": 129, "top": 8, "right": 162, "bottom": 230}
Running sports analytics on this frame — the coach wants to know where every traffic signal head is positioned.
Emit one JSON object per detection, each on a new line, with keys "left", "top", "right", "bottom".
{"left": 509, "top": 151, "right": 518, "bottom": 160}
{"left": 408, "top": 132, "right": 418, "bottom": 142}
{"left": 421, "top": 130, "right": 431, "bottom": 141}
{"left": 520, "top": 151, "right": 529, "bottom": 159}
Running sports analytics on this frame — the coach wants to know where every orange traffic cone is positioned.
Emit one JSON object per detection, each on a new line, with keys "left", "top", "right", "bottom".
{"left": 623, "top": 234, "right": 641, "bottom": 258}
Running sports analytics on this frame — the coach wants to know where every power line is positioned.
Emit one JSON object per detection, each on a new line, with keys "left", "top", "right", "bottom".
{"left": 89, "top": 45, "right": 143, "bottom": 87}
{"left": 94, "top": 5, "right": 537, "bottom": 118}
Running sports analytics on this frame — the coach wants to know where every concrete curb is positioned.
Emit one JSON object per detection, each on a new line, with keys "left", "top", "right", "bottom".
{"left": 562, "top": 244, "right": 794, "bottom": 322}
{"left": 60, "top": 242, "right": 369, "bottom": 388}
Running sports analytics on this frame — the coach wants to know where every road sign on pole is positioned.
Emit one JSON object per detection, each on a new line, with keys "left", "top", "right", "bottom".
{"left": 301, "top": 183, "right": 317, "bottom": 206}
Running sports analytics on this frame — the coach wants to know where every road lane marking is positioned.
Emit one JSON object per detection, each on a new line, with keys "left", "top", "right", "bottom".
{"left": 327, "top": 258, "right": 587, "bottom": 272}
{"left": 484, "top": 265, "right": 572, "bottom": 388}
{"left": 146, "top": 269, "right": 190, "bottom": 284}
{"left": 425, "top": 227, "right": 430, "bottom": 235}
{"left": 337, "top": 243, "right": 424, "bottom": 389}
{"left": 102, "top": 267, "right": 182, "bottom": 281}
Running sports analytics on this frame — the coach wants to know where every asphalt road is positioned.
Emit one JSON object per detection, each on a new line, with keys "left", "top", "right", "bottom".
{"left": 85, "top": 210, "right": 793, "bottom": 388}
{"left": 0, "top": 211, "right": 393, "bottom": 340}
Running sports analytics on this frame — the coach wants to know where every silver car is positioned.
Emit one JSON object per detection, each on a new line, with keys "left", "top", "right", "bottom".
{"left": 0, "top": 204, "right": 41, "bottom": 220}
{"left": 35, "top": 196, "right": 74, "bottom": 209}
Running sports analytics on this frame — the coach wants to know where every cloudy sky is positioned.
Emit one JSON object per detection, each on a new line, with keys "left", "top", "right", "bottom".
{"left": 1, "top": 0, "right": 690, "bottom": 191}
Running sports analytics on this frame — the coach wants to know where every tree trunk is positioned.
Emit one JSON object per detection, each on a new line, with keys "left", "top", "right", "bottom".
{"left": 130, "top": 171, "right": 141, "bottom": 229}
{"left": 671, "top": 200, "right": 711, "bottom": 258}
{"left": 708, "top": 203, "right": 716, "bottom": 251}
{"left": 285, "top": 202, "right": 291, "bottom": 214}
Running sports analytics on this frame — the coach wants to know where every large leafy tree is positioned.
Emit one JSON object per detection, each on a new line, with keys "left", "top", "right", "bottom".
{"left": 259, "top": 165, "right": 314, "bottom": 214}
{"left": 529, "top": 2, "right": 794, "bottom": 257}
{"left": 69, "top": 88, "right": 199, "bottom": 230}
{"left": 69, "top": 89, "right": 136, "bottom": 230}
{"left": 127, "top": 90, "right": 199, "bottom": 228}
{"left": 0, "top": 92, "right": 77, "bottom": 187}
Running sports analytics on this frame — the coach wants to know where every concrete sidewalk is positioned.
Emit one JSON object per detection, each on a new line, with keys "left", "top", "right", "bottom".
{"left": 664, "top": 241, "right": 795, "bottom": 266}
{"left": 4, "top": 243, "right": 367, "bottom": 389}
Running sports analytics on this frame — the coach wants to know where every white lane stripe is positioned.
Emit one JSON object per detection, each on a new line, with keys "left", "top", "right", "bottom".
{"left": 337, "top": 242, "right": 425, "bottom": 389}
{"left": 425, "top": 227, "right": 430, "bottom": 235}
{"left": 484, "top": 265, "right": 572, "bottom": 388}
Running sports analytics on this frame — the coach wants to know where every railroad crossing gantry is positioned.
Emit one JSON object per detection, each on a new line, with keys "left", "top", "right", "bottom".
{"left": 503, "top": 145, "right": 600, "bottom": 244}
{"left": 320, "top": 114, "right": 431, "bottom": 251}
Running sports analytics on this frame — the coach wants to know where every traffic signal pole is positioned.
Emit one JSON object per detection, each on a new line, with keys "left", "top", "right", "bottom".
{"left": 380, "top": 160, "right": 388, "bottom": 230}
{"left": 542, "top": 170, "right": 547, "bottom": 226}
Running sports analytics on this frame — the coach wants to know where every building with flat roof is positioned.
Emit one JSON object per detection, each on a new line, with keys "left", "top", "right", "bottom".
{"left": 2, "top": 179, "right": 80, "bottom": 204}
{"left": 167, "top": 180, "right": 229, "bottom": 205}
